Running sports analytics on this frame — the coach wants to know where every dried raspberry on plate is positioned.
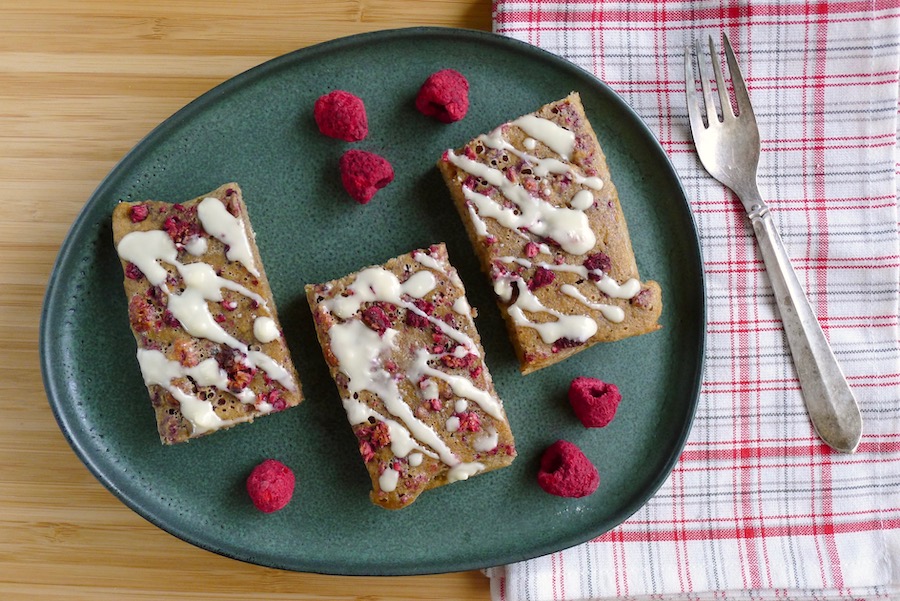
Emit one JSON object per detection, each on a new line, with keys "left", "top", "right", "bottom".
{"left": 314, "top": 90, "right": 368, "bottom": 142}
{"left": 246, "top": 459, "right": 295, "bottom": 513}
{"left": 338, "top": 149, "right": 394, "bottom": 204}
{"left": 568, "top": 376, "right": 621, "bottom": 428}
{"left": 415, "top": 69, "right": 469, "bottom": 123}
{"left": 537, "top": 440, "right": 599, "bottom": 498}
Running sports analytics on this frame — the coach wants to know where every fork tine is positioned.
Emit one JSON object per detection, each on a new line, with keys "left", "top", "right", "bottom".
{"left": 722, "top": 33, "right": 755, "bottom": 120}
{"left": 694, "top": 37, "right": 719, "bottom": 125}
{"left": 684, "top": 46, "right": 706, "bottom": 134}
{"left": 708, "top": 35, "right": 734, "bottom": 119}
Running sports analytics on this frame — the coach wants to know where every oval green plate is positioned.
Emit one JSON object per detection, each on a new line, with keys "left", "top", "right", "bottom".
{"left": 41, "top": 27, "right": 704, "bottom": 575}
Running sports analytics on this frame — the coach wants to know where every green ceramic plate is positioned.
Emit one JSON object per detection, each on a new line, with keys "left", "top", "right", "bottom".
{"left": 41, "top": 27, "right": 704, "bottom": 575}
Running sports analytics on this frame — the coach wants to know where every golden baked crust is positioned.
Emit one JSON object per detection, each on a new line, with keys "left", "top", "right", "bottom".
{"left": 306, "top": 243, "right": 516, "bottom": 509}
{"left": 112, "top": 183, "right": 303, "bottom": 444}
{"left": 437, "top": 93, "right": 663, "bottom": 374}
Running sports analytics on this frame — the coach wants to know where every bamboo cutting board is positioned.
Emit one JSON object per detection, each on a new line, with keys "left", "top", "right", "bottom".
{"left": 0, "top": 1, "right": 494, "bottom": 598}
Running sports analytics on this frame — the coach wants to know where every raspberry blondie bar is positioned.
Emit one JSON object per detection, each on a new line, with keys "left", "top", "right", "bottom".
{"left": 437, "top": 93, "right": 663, "bottom": 374}
{"left": 112, "top": 183, "right": 303, "bottom": 444}
{"left": 306, "top": 244, "right": 516, "bottom": 509}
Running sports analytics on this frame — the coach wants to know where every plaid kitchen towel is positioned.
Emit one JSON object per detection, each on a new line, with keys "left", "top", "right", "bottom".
{"left": 489, "top": 1, "right": 900, "bottom": 600}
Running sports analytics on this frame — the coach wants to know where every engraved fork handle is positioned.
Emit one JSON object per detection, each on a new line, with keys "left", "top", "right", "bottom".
{"left": 738, "top": 184, "right": 862, "bottom": 453}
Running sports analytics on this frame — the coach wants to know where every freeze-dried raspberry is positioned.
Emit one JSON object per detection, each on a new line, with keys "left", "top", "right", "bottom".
{"left": 524, "top": 242, "right": 540, "bottom": 258}
{"left": 455, "top": 411, "right": 481, "bottom": 432}
{"left": 338, "top": 149, "right": 394, "bottom": 204}
{"left": 568, "top": 376, "right": 621, "bottom": 428}
{"left": 314, "top": 90, "right": 368, "bottom": 142}
{"left": 258, "top": 389, "right": 287, "bottom": 412}
{"left": 128, "top": 295, "right": 156, "bottom": 332}
{"left": 537, "top": 440, "right": 599, "bottom": 498}
{"left": 631, "top": 288, "right": 653, "bottom": 309}
{"left": 172, "top": 339, "right": 199, "bottom": 368}
{"left": 440, "top": 353, "right": 477, "bottom": 370}
{"left": 528, "top": 266, "right": 555, "bottom": 290}
{"left": 163, "top": 212, "right": 200, "bottom": 246}
{"left": 583, "top": 252, "right": 612, "bottom": 281}
{"left": 356, "top": 420, "right": 391, "bottom": 463}
{"left": 130, "top": 204, "right": 149, "bottom": 223}
{"left": 551, "top": 337, "right": 584, "bottom": 354}
{"left": 361, "top": 305, "right": 392, "bottom": 334}
{"left": 405, "top": 299, "right": 434, "bottom": 328}
{"left": 246, "top": 459, "right": 295, "bottom": 513}
{"left": 415, "top": 69, "right": 469, "bottom": 123}
{"left": 124, "top": 262, "right": 144, "bottom": 280}
{"left": 220, "top": 351, "right": 256, "bottom": 392}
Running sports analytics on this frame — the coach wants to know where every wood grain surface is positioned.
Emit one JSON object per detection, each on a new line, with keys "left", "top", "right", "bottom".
{"left": 0, "top": 1, "right": 495, "bottom": 599}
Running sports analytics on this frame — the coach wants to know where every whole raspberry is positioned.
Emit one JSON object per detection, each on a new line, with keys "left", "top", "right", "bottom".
{"left": 339, "top": 149, "right": 394, "bottom": 204}
{"left": 314, "top": 90, "right": 368, "bottom": 142}
{"left": 568, "top": 376, "right": 622, "bottom": 428}
{"left": 415, "top": 69, "right": 469, "bottom": 123}
{"left": 246, "top": 459, "right": 295, "bottom": 513}
{"left": 537, "top": 440, "right": 599, "bottom": 498}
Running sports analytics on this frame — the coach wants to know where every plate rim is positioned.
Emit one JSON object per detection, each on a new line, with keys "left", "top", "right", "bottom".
{"left": 40, "top": 25, "right": 706, "bottom": 575}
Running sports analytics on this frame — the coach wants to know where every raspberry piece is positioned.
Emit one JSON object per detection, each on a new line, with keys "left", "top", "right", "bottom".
{"left": 537, "top": 440, "right": 599, "bottom": 498}
{"left": 246, "top": 459, "right": 295, "bottom": 513}
{"left": 338, "top": 149, "right": 394, "bottom": 204}
{"left": 361, "top": 305, "right": 392, "bottom": 334}
{"left": 124, "top": 262, "right": 144, "bottom": 280}
{"left": 314, "top": 90, "right": 368, "bottom": 142}
{"left": 528, "top": 266, "right": 556, "bottom": 290}
{"left": 415, "top": 69, "right": 469, "bottom": 123}
{"left": 583, "top": 252, "right": 612, "bottom": 281}
{"left": 551, "top": 337, "right": 584, "bottom": 353}
{"left": 568, "top": 376, "right": 622, "bottom": 428}
{"left": 129, "top": 204, "right": 149, "bottom": 223}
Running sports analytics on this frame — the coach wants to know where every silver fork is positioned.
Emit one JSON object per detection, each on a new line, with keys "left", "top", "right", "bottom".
{"left": 684, "top": 34, "right": 862, "bottom": 453}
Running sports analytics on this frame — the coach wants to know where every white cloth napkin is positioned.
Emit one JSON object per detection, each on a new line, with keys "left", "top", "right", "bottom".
{"left": 489, "top": 1, "right": 900, "bottom": 600}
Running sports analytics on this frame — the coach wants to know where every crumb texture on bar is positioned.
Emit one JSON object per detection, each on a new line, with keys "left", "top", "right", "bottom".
{"left": 306, "top": 243, "right": 516, "bottom": 509}
{"left": 437, "top": 92, "right": 663, "bottom": 373}
{"left": 112, "top": 183, "right": 303, "bottom": 444}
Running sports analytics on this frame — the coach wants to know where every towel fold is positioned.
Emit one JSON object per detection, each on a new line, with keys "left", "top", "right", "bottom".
{"left": 489, "top": 2, "right": 900, "bottom": 599}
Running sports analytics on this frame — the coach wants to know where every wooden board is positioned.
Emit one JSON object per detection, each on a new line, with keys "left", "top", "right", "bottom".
{"left": 0, "top": 1, "right": 494, "bottom": 598}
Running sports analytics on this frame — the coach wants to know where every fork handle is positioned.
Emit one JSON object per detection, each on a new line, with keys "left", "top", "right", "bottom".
{"left": 743, "top": 191, "right": 862, "bottom": 452}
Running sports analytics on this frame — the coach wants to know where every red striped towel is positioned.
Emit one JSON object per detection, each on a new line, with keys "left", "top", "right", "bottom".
{"left": 489, "top": 2, "right": 900, "bottom": 600}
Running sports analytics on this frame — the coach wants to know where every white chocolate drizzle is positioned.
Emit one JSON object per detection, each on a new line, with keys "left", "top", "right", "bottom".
{"left": 448, "top": 150, "right": 596, "bottom": 255}
{"left": 473, "top": 428, "right": 500, "bottom": 452}
{"left": 323, "top": 266, "right": 479, "bottom": 355}
{"left": 452, "top": 296, "right": 471, "bottom": 315}
{"left": 448, "top": 462, "right": 485, "bottom": 483}
{"left": 253, "top": 316, "right": 279, "bottom": 343}
{"left": 412, "top": 250, "right": 444, "bottom": 273}
{"left": 379, "top": 467, "right": 400, "bottom": 493}
{"left": 481, "top": 126, "right": 603, "bottom": 190}
{"left": 409, "top": 349, "right": 504, "bottom": 420}
{"left": 511, "top": 115, "right": 575, "bottom": 159}
{"left": 560, "top": 284, "right": 625, "bottom": 323}
{"left": 136, "top": 349, "right": 252, "bottom": 435}
{"left": 184, "top": 235, "right": 208, "bottom": 256}
{"left": 497, "top": 274, "right": 598, "bottom": 344}
{"left": 570, "top": 189, "right": 595, "bottom": 210}
{"left": 498, "top": 256, "right": 641, "bottom": 300}
{"left": 196, "top": 197, "right": 260, "bottom": 277}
